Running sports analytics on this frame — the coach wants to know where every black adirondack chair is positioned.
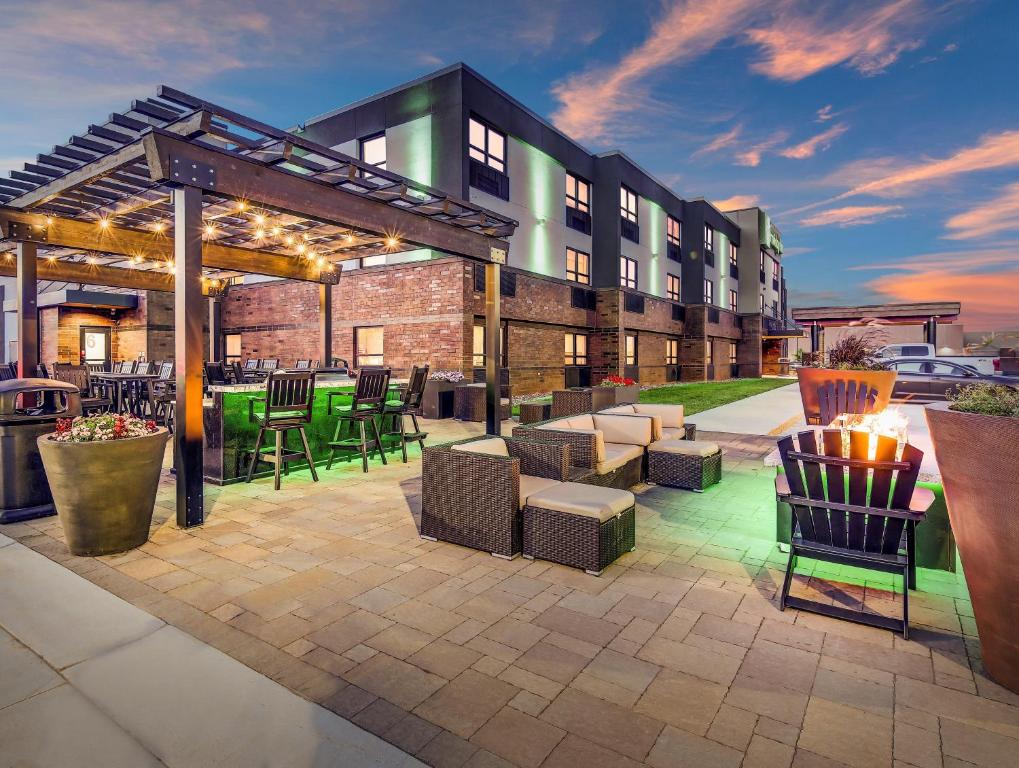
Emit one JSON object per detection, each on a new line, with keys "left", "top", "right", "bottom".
{"left": 776, "top": 428, "right": 933, "bottom": 638}
{"left": 383, "top": 364, "right": 429, "bottom": 462}
{"left": 245, "top": 370, "right": 318, "bottom": 490}
{"left": 327, "top": 367, "right": 391, "bottom": 472}
{"left": 816, "top": 380, "right": 879, "bottom": 426}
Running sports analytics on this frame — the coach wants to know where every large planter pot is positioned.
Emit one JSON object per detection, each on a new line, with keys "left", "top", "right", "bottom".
{"left": 592, "top": 384, "right": 640, "bottom": 409}
{"left": 796, "top": 368, "right": 897, "bottom": 424}
{"left": 38, "top": 428, "right": 170, "bottom": 556}
{"left": 925, "top": 403, "right": 1019, "bottom": 692}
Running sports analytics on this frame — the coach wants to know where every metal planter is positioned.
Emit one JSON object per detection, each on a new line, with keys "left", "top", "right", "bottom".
{"left": 925, "top": 403, "right": 1019, "bottom": 692}
{"left": 38, "top": 428, "right": 170, "bottom": 556}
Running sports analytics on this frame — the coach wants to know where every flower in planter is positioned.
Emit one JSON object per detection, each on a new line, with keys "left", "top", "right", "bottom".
{"left": 599, "top": 375, "right": 636, "bottom": 388}
{"left": 52, "top": 414, "right": 160, "bottom": 443}
{"left": 430, "top": 370, "right": 465, "bottom": 383}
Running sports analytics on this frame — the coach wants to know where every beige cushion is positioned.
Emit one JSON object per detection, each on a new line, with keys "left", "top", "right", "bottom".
{"left": 649, "top": 439, "right": 719, "bottom": 458}
{"left": 452, "top": 437, "right": 510, "bottom": 457}
{"left": 500, "top": 397, "right": 509, "bottom": 405}
{"left": 660, "top": 426, "right": 688, "bottom": 441}
{"left": 633, "top": 404, "right": 684, "bottom": 429}
{"left": 567, "top": 414, "right": 596, "bottom": 430}
{"left": 525, "top": 482, "right": 634, "bottom": 522}
{"left": 519, "top": 475, "right": 561, "bottom": 509}
{"left": 593, "top": 414, "right": 653, "bottom": 446}
{"left": 543, "top": 419, "right": 574, "bottom": 430}
{"left": 600, "top": 405, "right": 636, "bottom": 415}
{"left": 598, "top": 443, "right": 643, "bottom": 474}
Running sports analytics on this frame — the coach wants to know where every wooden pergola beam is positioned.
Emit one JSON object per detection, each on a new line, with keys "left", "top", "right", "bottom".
{"left": 0, "top": 257, "right": 174, "bottom": 292}
{"left": 144, "top": 130, "right": 508, "bottom": 263}
{"left": 0, "top": 207, "right": 336, "bottom": 283}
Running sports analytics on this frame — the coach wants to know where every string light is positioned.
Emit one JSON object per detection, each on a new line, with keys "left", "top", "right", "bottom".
{"left": 385, "top": 236, "right": 399, "bottom": 248}
{"left": 98, "top": 218, "right": 109, "bottom": 230}
{"left": 254, "top": 228, "right": 266, "bottom": 240}
{"left": 270, "top": 226, "right": 281, "bottom": 237}
{"left": 254, "top": 214, "right": 266, "bottom": 226}
{"left": 204, "top": 224, "right": 216, "bottom": 237}
{"left": 86, "top": 255, "right": 96, "bottom": 265}
{"left": 296, "top": 243, "right": 306, "bottom": 255}
{"left": 236, "top": 201, "right": 247, "bottom": 211}
{"left": 284, "top": 235, "right": 295, "bottom": 246}
{"left": 166, "top": 260, "right": 175, "bottom": 271}
{"left": 152, "top": 222, "right": 165, "bottom": 233}
{"left": 345, "top": 234, "right": 355, "bottom": 243}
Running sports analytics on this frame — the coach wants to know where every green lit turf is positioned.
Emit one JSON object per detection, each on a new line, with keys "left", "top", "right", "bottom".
{"left": 638, "top": 378, "right": 793, "bottom": 414}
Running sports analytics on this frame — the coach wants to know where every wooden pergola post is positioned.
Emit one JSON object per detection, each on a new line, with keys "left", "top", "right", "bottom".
{"left": 15, "top": 241, "right": 38, "bottom": 378}
{"left": 319, "top": 282, "right": 332, "bottom": 367}
{"left": 484, "top": 262, "right": 501, "bottom": 436}
{"left": 173, "top": 186, "right": 204, "bottom": 528}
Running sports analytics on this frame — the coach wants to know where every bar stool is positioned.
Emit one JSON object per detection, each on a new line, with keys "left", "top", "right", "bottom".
{"left": 327, "top": 367, "right": 391, "bottom": 472}
{"left": 245, "top": 370, "right": 318, "bottom": 490}
{"left": 383, "top": 364, "right": 429, "bottom": 462}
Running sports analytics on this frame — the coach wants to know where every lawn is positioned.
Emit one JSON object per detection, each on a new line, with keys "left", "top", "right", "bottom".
{"left": 638, "top": 377, "right": 793, "bottom": 414}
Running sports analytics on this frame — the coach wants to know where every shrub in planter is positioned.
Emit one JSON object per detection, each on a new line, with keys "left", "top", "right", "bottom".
{"left": 796, "top": 336, "right": 896, "bottom": 423}
{"left": 38, "top": 414, "right": 169, "bottom": 556}
{"left": 926, "top": 383, "right": 1019, "bottom": 692}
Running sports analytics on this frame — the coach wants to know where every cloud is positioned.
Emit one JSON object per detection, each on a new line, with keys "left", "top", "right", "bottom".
{"left": 747, "top": 0, "right": 924, "bottom": 82}
{"left": 944, "top": 183, "right": 1019, "bottom": 240}
{"left": 815, "top": 105, "right": 838, "bottom": 122}
{"left": 694, "top": 125, "right": 744, "bottom": 158}
{"left": 847, "top": 245, "right": 1019, "bottom": 273}
{"left": 779, "top": 123, "right": 849, "bottom": 159}
{"left": 866, "top": 266, "right": 1019, "bottom": 331}
{"left": 550, "top": 0, "right": 761, "bottom": 142}
{"left": 713, "top": 194, "right": 760, "bottom": 210}
{"left": 799, "top": 204, "right": 904, "bottom": 227}
{"left": 735, "top": 131, "right": 790, "bottom": 167}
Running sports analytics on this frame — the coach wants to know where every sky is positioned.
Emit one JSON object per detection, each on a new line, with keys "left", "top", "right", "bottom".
{"left": 1, "top": 0, "right": 1018, "bottom": 330}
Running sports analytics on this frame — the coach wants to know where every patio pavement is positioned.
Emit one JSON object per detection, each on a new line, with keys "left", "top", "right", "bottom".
{"left": 4, "top": 414, "right": 1019, "bottom": 768}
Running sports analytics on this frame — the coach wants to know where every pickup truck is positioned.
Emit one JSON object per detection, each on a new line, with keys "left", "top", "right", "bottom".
{"left": 874, "top": 343, "right": 1000, "bottom": 375}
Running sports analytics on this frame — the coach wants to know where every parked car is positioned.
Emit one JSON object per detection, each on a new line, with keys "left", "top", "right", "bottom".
{"left": 882, "top": 358, "right": 1016, "bottom": 402}
{"left": 875, "top": 343, "right": 998, "bottom": 374}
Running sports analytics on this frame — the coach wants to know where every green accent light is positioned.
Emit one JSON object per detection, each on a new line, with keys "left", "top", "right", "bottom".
{"left": 405, "top": 115, "right": 433, "bottom": 187}
{"left": 520, "top": 138, "right": 559, "bottom": 277}
{"left": 647, "top": 200, "right": 664, "bottom": 297}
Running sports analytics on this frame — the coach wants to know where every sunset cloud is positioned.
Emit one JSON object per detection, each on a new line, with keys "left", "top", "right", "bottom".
{"left": 800, "top": 205, "right": 904, "bottom": 227}
{"left": 747, "top": 0, "right": 924, "bottom": 82}
{"left": 815, "top": 104, "right": 839, "bottom": 122}
{"left": 694, "top": 125, "right": 744, "bottom": 158}
{"left": 713, "top": 194, "right": 760, "bottom": 210}
{"left": 550, "top": 0, "right": 760, "bottom": 141}
{"left": 779, "top": 123, "right": 849, "bottom": 159}
{"left": 944, "top": 183, "right": 1019, "bottom": 240}
{"left": 735, "top": 131, "right": 790, "bottom": 167}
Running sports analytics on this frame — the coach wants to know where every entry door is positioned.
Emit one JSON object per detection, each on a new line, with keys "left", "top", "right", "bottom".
{"left": 80, "top": 327, "right": 111, "bottom": 368}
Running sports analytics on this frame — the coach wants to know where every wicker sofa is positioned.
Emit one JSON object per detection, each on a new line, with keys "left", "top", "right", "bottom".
{"left": 421, "top": 434, "right": 635, "bottom": 573}
{"left": 599, "top": 403, "right": 695, "bottom": 441}
{"left": 421, "top": 435, "right": 569, "bottom": 558}
{"left": 512, "top": 412, "right": 656, "bottom": 489}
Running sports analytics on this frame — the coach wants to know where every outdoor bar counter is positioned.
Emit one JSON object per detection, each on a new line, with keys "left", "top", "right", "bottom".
{"left": 202, "top": 374, "right": 404, "bottom": 484}
{"left": 765, "top": 403, "right": 957, "bottom": 573}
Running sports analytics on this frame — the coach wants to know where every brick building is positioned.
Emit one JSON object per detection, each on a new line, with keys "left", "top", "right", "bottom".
{"left": 6, "top": 63, "right": 799, "bottom": 393}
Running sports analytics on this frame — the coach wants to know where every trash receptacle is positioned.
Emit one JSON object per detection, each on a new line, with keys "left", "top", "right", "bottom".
{"left": 0, "top": 378, "right": 82, "bottom": 523}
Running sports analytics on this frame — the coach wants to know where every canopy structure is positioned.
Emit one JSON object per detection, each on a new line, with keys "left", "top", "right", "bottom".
{"left": 0, "top": 86, "right": 516, "bottom": 527}
{"left": 792, "top": 302, "right": 960, "bottom": 353}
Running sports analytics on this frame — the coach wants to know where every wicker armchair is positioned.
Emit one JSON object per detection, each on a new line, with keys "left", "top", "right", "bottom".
{"left": 454, "top": 383, "right": 511, "bottom": 422}
{"left": 421, "top": 436, "right": 569, "bottom": 558}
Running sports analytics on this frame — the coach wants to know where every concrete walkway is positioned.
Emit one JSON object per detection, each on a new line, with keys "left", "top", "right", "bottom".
{"left": 0, "top": 531, "right": 422, "bottom": 768}
{"left": 688, "top": 382, "right": 804, "bottom": 436}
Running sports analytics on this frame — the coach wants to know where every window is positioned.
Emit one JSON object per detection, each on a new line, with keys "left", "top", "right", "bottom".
{"left": 566, "top": 174, "right": 590, "bottom": 213}
{"left": 667, "top": 273, "right": 681, "bottom": 302}
{"left": 667, "top": 216, "right": 681, "bottom": 247}
{"left": 473, "top": 323, "right": 507, "bottom": 367}
{"left": 704, "top": 224, "right": 715, "bottom": 253}
{"left": 565, "top": 333, "right": 588, "bottom": 366}
{"left": 760, "top": 294, "right": 765, "bottom": 313}
{"left": 620, "top": 256, "right": 637, "bottom": 290}
{"left": 772, "top": 258, "right": 780, "bottom": 281}
{"left": 729, "top": 342, "right": 737, "bottom": 364}
{"left": 224, "top": 333, "right": 242, "bottom": 364}
{"left": 625, "top": 334, "right": 637, "bottom": 366}
{"left": 729, "top": 242, "right": 738, "bottom": 267}
{"left": 666, "top": 339, "right": 679, "bottom": 365}
{"left": 760, "top": 250, "right": 766, "bottom": 271}
{"left": 703, "top": 278, "right": 714, "bottom": 305}
{"left": 620, "top": 186, "right": 638, "bottom": 223}
{"left": 359, "top": 133, "right": 386, "bottom": 169}
{"left": 892, "top": 361, "right": 926, "bottom": 373}
{"left": 566, "top": 248, "right": 590, "bottom": 285}
{"left": 469, "top": 117, "right": 505, "bottom": 172}
{"left": 729, "top": 289, "right": 738, "bottom": 312}
{"left": 705, "top": 341, "right": 713, "bottom": 365}
{"left": 355, "top": 326, "right": 384, "bottom": 367}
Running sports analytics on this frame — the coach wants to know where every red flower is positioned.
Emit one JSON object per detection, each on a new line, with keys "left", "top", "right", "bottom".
{"left": 146, "top": 420, "right": 157, "bottom": 432}
{"left": 55, "top": 418, "right": 72, "bottom": 434}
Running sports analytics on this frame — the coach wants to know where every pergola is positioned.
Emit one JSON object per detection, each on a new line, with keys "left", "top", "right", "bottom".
{"left": 792, "top": 302, "right": 961, "bottom": 352}
{"left": 0, "top": 86, "right": 516, "bottom": 527}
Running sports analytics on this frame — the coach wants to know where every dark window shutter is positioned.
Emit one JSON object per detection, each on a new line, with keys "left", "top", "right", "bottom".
{"left": 708, "top": 307, "right": 720, "bottom": 324}
{"left": 500, "top": 271, "right": 516, "bottom": 297}
{"left": 667, "top": 243, "right": 681, "bottom": 261}
{"left": 469, "top": 159, "right": 509, "bottom": 200}
{"left": 587, "top": 289, "right": 597, "bottom": 310}
{"left": 565, "top": 208, "right": 592, "bottom": 235}
{"left": 672, "top": 304, "right": 685, "bottom": 322}
{"left": 572, "top": 287, "right": 598, "bottom": 310}
{"left": 474, "top": 264, "right": 485, "bottom": 292}
{"left": 624, "top": 292, "right": 645, "bottom": 314}
{"left": 620, "top": 218, "right": 640, "bottom": 243}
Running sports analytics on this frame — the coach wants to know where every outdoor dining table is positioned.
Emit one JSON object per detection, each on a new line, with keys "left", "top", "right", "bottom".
{"left": 92, "top": 372, "right": 160, "bottom": 414}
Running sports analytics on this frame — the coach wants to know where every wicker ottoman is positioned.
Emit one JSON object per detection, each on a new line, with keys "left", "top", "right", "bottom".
{"left": 518, "top": 402, "right": 551, "bottom": 424}
{"left": 648, "top": 439, "right": 722, "bottom": 492}
{"left": 522, "top": 483, "right": 635, "bottom": 575}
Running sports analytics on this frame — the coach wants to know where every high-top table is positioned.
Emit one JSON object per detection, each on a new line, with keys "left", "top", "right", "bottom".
{"left": 93, "top": 372, "right": 160, "bottom": 414}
